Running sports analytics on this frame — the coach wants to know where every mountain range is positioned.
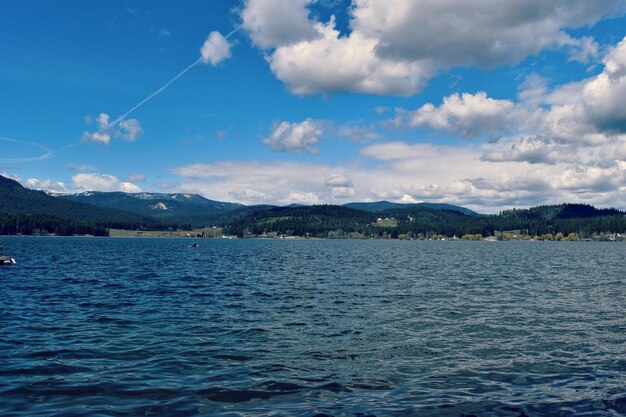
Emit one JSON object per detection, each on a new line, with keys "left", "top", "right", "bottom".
{"left": 59, "top": 191, "right": 243, "bottom": 226}
{"left": 1, "top": 175, "right": 624, "bottom": 237}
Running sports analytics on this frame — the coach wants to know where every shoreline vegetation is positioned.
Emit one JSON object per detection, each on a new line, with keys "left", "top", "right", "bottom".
{"left": 0, "top": 229, "right": 626, "bottom": 242}
{"left": 2, "top": 228, "right": 624, "bottom": 242}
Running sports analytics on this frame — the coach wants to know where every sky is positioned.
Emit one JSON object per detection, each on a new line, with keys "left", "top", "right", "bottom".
{"left": 1, "top": 0, "right": 626, "bottom": 213}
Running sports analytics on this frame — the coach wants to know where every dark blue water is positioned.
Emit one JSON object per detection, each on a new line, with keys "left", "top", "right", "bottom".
{"left": 0, "top": 237, "right": 624, "bottom": 416}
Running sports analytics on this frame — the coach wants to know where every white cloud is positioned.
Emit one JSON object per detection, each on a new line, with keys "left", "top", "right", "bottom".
{"left": 263, "top": 118, "right": 322, "bottom": 154}
{"left": 325, "top": 174, "right": 356, "bottom": 198}
{"left": 268, "top": 17, "right": 433, "bottom": 96}
{"left": 566, "top": 36, "right": 601, "bottom": 64}
{"left": 374, "top": 106, "right": 389, "bottom": 114}
{"left": 559, "top": 164, "right": 626, "bottom": 193}
{"left": 68, "top": 164, "right": 97, "bottom": 172}
{"left": 337, "top": 122, "right": 379, "bottom": 141}
{"left": 517, "top": 74, "right": 550, "bottom": 104}
{"left": 241, "top": 0, "right": 626, "bottom": 96}
{"left": 170, "top": 134, "right": 626, "bottom": 211}
{"left": 481, "top": 137, "right": 575, "bottom": 165}
{"left": 331, "top": 187, "right": 356, "bottom": 198}
{"left": 324, "top": 174, "right": 353, "bottom": 187}
{"left": 117, "top": 119, "right": 143, "bottom": 141}
{"left": 241, "top": 0, "right": 318, "bottom": 49}
{"left": 409, "top": 92, "right": 517, "bottom": 138}
{"left": 0, "top": 172, "right": 23, "bottom": 182}
{"left": 82, "top": 113, "right": 143, "bottom": 144}
{"left": 26, "top": 178, "right": 67, "bottom": 193}
{"left": 200, "top": 31, "right": 232, "bottom": 66}
{"left": 352, "top": 0, "right": 619, "bottom": 67}
{"left": 71, "top": 173, "right": 141, "bottom": 193}
{"left": 128, "top": 173, "right": 146, "bottom": 183}
{"left": 171, "top": 160, "right": 354, "bottom": 205}
{"left": 386, "top": 36, "right": 626, "bottom": 170}
{"left": 581, "top": 38, "right": 626, "bottom": 133}
{"left": 281, "top": 192, "right": 322, "bottom": 205}
{"left": 170, "top": 150, "right": 625, "bottom": 212}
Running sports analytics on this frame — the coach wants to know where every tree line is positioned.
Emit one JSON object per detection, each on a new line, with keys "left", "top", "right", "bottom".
{"left": 0, "top": 212, "right": 108, "bottom": 236}
{"left": 222, "top": 204, "right": 626, "bottom": 239}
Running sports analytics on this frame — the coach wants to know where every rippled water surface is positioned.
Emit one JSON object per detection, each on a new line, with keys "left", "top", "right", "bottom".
{"left": 1, "top": 237, "right": 625, "bottom": 416}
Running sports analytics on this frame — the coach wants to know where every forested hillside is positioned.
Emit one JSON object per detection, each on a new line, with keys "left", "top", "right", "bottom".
{"left": 0, "top": 176, "right": 171, "bottom": 233}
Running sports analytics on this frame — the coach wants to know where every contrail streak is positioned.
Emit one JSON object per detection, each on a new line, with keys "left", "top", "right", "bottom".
{"left": 223, "top": 24, "right": 242, "bottom": 39}
{"left": 0, "top": 136, "right": 55, "bottom": 162}
{"left": 113, "top": 58, "right": 202, "bottom": 124}
{"left": 112, "top": 24, "right": 242, "bottom": 125}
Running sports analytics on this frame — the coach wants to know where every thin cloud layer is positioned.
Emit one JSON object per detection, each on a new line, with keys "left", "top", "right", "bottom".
{"left": 171, "top": 143, "right": 625, "bottom": 213}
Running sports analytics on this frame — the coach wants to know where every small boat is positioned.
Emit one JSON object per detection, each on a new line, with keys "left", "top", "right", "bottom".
{"left": 0, "top": 256, "right": 16, "bottom": 265}
{"left": 0, "top": 245, "right": 15, "bottom": 265}
{"left": 190, "top": 243, "right": 200, "bottom": 248}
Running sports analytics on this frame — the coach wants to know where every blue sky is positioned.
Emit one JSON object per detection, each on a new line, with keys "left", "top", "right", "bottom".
{"left": 2, "top": 0, "right": 626, "bottom": 212}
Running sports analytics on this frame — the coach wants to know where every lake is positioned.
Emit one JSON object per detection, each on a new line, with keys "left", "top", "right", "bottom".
{"left": 0, "top": 237, "right": 624, "bottom": 416}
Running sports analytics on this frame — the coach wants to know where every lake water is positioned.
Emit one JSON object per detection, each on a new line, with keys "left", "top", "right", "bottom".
{"left": 0, "top": 237, "right": 624, "bottom": 416}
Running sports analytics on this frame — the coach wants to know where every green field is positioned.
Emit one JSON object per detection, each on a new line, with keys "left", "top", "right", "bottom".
{"left": 108, "top": 228, "right": 217, "bottom": 238}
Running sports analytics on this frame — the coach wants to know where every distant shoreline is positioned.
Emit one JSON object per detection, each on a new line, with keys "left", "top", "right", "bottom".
{"left": 2, "top": 233, "right": 624, "bottom": 242}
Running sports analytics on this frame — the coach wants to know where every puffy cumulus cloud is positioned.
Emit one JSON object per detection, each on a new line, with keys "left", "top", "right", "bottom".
{"left": 241, "top": 0, "right": 625, "bottom": 95}
{"left": 481, "top": 137, "right": 577, "bottom": 165}
{"left": 324, "top": 174, "right": 353, "bottom": 187}
{"left": 581, "top": 38, "right": 626, "bottom": 132}
{"left": 539, "top": 38, "right": 626, "bottom": 142}
{"left": 325, "top": 174, "right": 355, "bottom": 199}
{"left": 26, "top": 178, "right": 67, "bottom": 193}
{"left": 389, "top": 37, "right": 626, "bottom": 169}
{"left": 268, "top": 17, "right": 433, "bottom": 95}
{"left": 263, "top": 119, "right": 322, "bottom": 154}
{"left": 241, "top": 0, "right": 318, "bottom": 49}
{"left": 559, "top": 164, "right": 626, "bottom": 193}
{"left": 409, "top": 92, "right": 518, "bottom": 138}
{"left": 351, "top": 0, "right": 619, "bottom": 67}
{"left": 71, "top": 173, "right": 141, "bottom": 193}
{"left": 82, "top": 113, "right": 143, "bottom": 144}
{"left": 200, "top": 31, "right": 232, "bottom": 66}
